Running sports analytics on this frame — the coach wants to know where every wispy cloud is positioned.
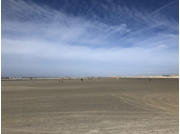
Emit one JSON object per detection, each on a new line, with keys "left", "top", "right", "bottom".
{"left": 2, "top": 0, "right": 178, "bottom": 76}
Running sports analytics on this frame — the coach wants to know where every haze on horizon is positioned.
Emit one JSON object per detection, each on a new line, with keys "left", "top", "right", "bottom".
{"left": 2, "top": 0, "right": 179, "bottom": 77}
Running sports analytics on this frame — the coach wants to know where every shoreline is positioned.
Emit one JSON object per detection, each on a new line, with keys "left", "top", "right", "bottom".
{"left": 1, "top": 75, "right": 179, "bottom": 80}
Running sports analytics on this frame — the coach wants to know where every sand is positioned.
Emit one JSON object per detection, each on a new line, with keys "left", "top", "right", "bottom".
{"left": 2, "top": 78, "right": 179, "bottom": 134}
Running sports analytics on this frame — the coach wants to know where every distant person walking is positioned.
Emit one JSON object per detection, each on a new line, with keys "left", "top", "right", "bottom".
{"left": 148, "top": 78, "right": 152, "bottom": 83}
{"left": 57, "top": 79, "right": 63, "bottom": 84}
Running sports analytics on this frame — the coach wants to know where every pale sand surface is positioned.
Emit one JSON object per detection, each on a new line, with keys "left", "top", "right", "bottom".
{"left": 2, "top": 78, "right": 178, "bottom": 134}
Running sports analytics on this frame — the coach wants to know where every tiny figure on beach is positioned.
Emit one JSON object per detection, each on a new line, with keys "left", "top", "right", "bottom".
{"left": 57, "top": 79, "right": 63, "bottom": 84}
{"left": 148, "top": 78, "right": 152, "bottom": 83}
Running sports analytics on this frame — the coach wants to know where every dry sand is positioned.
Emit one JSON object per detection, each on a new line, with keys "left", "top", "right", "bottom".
{"left": 2, "top": 78, "right": 179, "bottom": 134}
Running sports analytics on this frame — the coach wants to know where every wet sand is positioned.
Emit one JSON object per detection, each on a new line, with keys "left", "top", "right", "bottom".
{"left": 2, "top": 78, "right": 179, "bottom": 134}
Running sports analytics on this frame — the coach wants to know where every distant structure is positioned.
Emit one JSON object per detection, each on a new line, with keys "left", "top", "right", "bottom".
{"left": 2, "top": 77, "right": 10, "bottom": 80}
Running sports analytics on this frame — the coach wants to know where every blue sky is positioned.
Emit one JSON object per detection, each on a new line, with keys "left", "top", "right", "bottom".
{"left": 2, "top": 0, "right": 179, "bottom": 77}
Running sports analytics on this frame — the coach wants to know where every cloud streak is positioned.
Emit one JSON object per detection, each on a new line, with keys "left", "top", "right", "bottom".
{"left": 2, "top": 0, "right": 179, "bottom": 77}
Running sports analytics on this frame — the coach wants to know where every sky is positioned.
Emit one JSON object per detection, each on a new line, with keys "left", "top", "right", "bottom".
{"left": 2, "top": 0, "right": 179, "bottom": 77}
